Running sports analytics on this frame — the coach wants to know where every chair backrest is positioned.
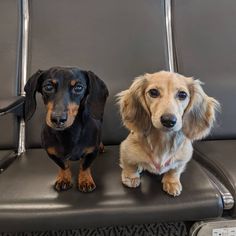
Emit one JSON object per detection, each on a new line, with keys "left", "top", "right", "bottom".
{"left": 25, "top": 0, "right": 168, "bottom": 147}
{"left": 172, "top": 0, "right": 236, "bottom": 139}
{"left": 0, "top": 0, "right": 21, "bottom": 149}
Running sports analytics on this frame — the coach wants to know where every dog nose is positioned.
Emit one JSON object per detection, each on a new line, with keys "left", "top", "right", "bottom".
{"left": 160, "top": 113, "right": 177, "bottom": 128}
{"left": 51, "top": 112, "right": 68, "bottom": 126}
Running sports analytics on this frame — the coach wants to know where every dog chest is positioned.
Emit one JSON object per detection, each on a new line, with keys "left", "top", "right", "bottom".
{"left": 141, "top": 157, "right": 179, "bottom": 175}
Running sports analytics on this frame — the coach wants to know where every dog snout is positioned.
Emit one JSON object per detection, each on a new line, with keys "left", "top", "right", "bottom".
{"left": 160, "top": 113, "right": 177, "bottom": 128}
{"left": 51, "top": 111, "right": 68, "bottom": 127}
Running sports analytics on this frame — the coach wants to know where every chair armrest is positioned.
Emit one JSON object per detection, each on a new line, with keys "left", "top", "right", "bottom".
{"left": 0, "top": 96, "right": 25, "bottom": 116}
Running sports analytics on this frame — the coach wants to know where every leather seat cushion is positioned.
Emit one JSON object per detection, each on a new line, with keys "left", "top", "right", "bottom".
{"left": 0, "top": 146, "right": 222, "bottom": 232}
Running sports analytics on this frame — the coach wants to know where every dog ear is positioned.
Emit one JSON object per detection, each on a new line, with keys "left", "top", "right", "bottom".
{"left": 117, "top": 76, "right": 151, "bottom": 133}
{"left": 182, "top": 78, "right": 220, "bottom": 140}
{"left": 24, "top": 70, "right": 44, "bottom": 121}
{"left": 84, "top": 71, "right": 109, "bottom": 120}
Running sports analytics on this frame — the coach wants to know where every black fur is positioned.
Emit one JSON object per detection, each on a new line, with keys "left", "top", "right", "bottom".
{"left": 24, "top": 67, "right": 109, "bottom": 170}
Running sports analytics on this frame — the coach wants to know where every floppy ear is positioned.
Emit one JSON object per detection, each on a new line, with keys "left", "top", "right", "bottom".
{"left": 182, "top": 78, "right": 220, "bottom": 140}
{"left": 117, "top": 76, "right": 151, "bottom": 134}
{"left": 24, "top": 70, "right": 44, "bottom": 121}
{"left": 84, "top": 71, "right": 109, "bottom": 120}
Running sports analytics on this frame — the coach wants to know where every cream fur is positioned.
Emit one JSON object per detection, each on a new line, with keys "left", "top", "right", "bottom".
{"left": 117, "top": 71, "right": 220, "bottom": 196}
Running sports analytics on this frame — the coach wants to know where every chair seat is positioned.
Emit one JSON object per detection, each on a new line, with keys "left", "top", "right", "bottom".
{"left": 194, "top": 140, "right": 236, "bottom": 216}
{"left": 0, "top": 146, "right": 223, "bottom": 232}
{"left": 0, "top": 150, "right": 17, "bottom": 172}
{"left": 0, "top": 150, "right": 13, "bottom": 161}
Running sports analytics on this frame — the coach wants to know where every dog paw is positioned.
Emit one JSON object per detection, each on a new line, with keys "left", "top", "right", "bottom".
{"left": 121, "top": 172, "right": 141, "bottom": 188}
{"left": 78, "top": 167, "right": 96, "bottom": 193}
{"left": 54, "top": 180, "right": 73, "bottom": 192}
{"left": 162, "top": 179, "right": 182, "bottom": 197}
{"left": 78, "top": 180, "right": 96, "bottom": 193}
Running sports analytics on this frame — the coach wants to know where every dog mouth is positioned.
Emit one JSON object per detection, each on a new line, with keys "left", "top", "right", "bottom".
{"left": 52, "top": 125, "right": 67, "bottom": 131}
{"left": 161, "top": 126, "right": 175, "bottom": 132}
{"left": 160, "top": 124, "right": 183, "bottom": 133}
{"left": 152, "top": 120, "right": 179, "bottom": 132}
{"left": 46, "top": 121, "right": 70, "bottom": 131}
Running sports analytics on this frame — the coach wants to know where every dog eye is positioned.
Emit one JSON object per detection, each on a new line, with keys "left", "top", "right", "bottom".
{"left": 43, "top": 83, "right": 55, "bottom": 93}
{"left": 177, "top": 91, "right": 187, "bottom": 100}
{"left": 73, "top": 84, "right": 84, "bottom": 94}
{"left": 148, "top": 89, "right": 160, "bottom": 98}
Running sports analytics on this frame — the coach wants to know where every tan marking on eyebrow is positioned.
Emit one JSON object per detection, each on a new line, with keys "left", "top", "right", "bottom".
{"left": 51, "top": 79, "right": 57, "bottom": 85}
{"left": 70, "top": 80, "right": 77, "bottom": 86}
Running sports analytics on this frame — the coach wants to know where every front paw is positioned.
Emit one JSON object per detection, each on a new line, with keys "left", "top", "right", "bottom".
{"left": 121, "top": 171, "right": 141, "bottom": 188}
{"left": 78, "top": 168, "right": 96, "bottom": 193}
{"left": 54, "top": 167, "right": 73, "bottom": 192}
{"left": 162, "top": 178, "right": 182, "bottom": 197}
{"left": 54, "top": 179, "right": 73, "bottom": 192}
{"left": 78, "top": 179, "right": 96, "bottom": 192}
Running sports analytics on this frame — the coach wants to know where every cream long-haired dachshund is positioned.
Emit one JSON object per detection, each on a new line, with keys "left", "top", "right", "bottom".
{"left": 117, "top": 71, "right": 220, "bottom": 196}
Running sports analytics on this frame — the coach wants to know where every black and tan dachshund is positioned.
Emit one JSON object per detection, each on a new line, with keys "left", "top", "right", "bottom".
{"left": 24, "top": 67, "right": 109, "bottom": 192}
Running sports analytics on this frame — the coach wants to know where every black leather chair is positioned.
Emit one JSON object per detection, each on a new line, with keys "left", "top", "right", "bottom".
{"left": 0, "top": 0, "right": 24, "bottom": 172}
{"left": 172, "top": 0, "right": 236, "bottom": 216}
{"left": 0, "top": 0, "right": 232, "bottom": 235}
